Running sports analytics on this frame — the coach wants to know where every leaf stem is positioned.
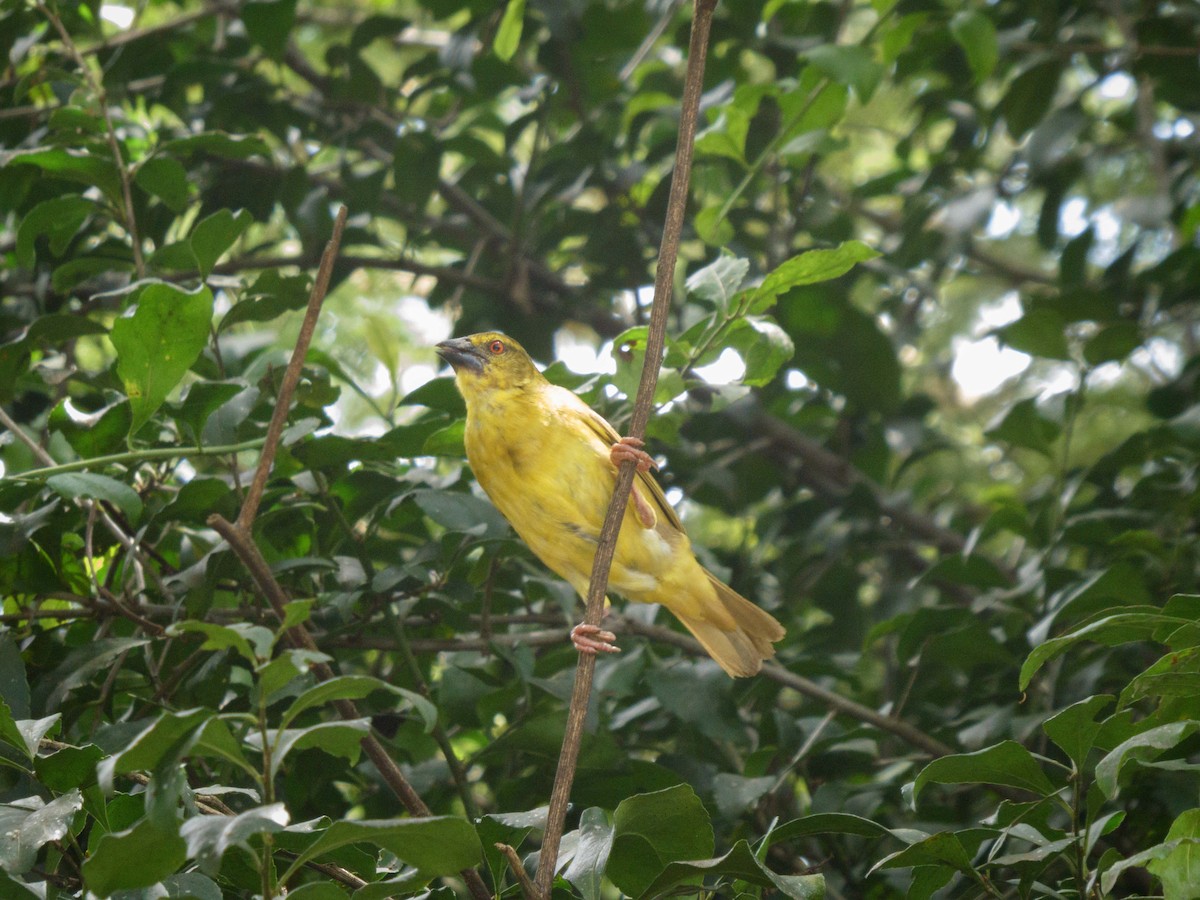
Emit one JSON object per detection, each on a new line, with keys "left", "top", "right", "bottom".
{"left": 7, "top": 439, "right": 268, "bottom": 481}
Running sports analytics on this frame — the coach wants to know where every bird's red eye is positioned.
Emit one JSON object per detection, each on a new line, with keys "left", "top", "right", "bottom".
{"left": 489, "top": 340, "right": 505, "bottom": 354}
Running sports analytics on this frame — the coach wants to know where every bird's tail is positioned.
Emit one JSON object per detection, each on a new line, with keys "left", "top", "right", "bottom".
{"left": 672, "top": 571, "right": 786, "bottom": 677}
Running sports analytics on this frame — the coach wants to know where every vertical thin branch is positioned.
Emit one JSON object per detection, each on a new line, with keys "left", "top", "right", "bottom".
{"left": 531, "top": 2, "right": 717, "bottom": 897}
{"left": 205, "top": 208, "right": 492, "bottom": 900}
{"left": 237, "top": 208, "right": 347, "bottom": 529}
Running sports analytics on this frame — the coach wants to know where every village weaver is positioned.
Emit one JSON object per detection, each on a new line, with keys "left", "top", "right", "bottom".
{"left": 435, "top": 332, "right": 786, "bottom": 677}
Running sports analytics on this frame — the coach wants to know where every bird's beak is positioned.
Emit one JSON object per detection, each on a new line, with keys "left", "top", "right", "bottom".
{"left": 435, "top": 338, "right": 486, "bottom": 374}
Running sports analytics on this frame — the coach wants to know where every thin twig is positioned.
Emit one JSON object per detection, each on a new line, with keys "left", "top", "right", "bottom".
{"left": 497, "top": 843, "right": 536, "bottom": 900}
{"left": 236, "top": 208, "right": 347, "bottom": 529}
{"left": 204, "top": 207, "right": 490, "bottom": 900}
{"left": 532, "top": 2, "right": 717, "bottom": 896}
{"left": 7, "top": 439, "right": 266, "bottom": 481}
{"left": 617, "top": 618, "right": 957, "bottom": 758}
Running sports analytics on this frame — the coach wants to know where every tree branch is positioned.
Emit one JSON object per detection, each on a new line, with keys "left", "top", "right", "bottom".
{"left": 235, "top": 208, "right": 346, "bottom": 529}
{"left": 617, "top": 618, "right": 956, "bottom": 758}
{"left": 533, "top": 2, "right": 716, "bottom": 896}
{"left": 203, "top": 206, "right": 490, "bottom": 900}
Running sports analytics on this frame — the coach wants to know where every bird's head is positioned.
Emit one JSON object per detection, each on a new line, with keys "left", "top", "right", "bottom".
{"left": 435, "top": 332, "right": 542, "bottom": 399}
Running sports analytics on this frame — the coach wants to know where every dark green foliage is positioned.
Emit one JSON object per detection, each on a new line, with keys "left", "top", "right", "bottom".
{"left": 2, "top": 0, "right": 1200, "bottom": 897}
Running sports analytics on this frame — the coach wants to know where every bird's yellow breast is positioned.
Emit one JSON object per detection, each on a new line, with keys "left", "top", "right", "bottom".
{"left": 462, "top": 382, "right": 685, "bottom": 602}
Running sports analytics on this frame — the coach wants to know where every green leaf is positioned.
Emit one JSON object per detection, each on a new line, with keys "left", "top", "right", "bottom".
{"left": 15, "top": 195, "right": 94, "bottom": 269}
{"left": 563, "top": 807, "right": 613, "bottom": 900}
{"left": 49, "top": 398, "right": 131, "bottom": 458}
{"left": 0, "top": 791, "right": 83, "bottom": 874}
{"left": 219, "top": 271, "right": 312, "bottom": 331}
{"left": 256, "top": 650, "right": 328, "bottom": 700}
{"left": 111, "top": 282, "right": 214, "bottom": 436}
{"left": 728, "top": 317, "right": 795, "bottom": 386}
{"left": 636, "top": 839, "right": 824, "bottom": 900}
{"left": 279, "top": 817, "right": 481, "bottom": 886}
{"left": 1102, "top": 836, "right": 1200, "bottom": 895}
{"left": 607, "top": 785, "right": 715, "bottom": 897}
{"left": 160, "top": 132, "right": 270, "bottom": 159}
{"left": 13, "top": 714, "right": 60, "bottom": 762}
{"left": 46, "top": 638, "right": 150, "bottom": 709}
{"left": 174, "top": 381, "right": 245, "bottom": 443}
{"left": 993, "top": 309, "right": 1071, "bottom": 360}
{"left": 289, "top": 884, "right": 348, "bottom": 900}
{"left": 1095, "top": 721, "right": 1200, "bottom": 799}
{"left": 0, "top": 697, "right": 32, "bottom": 761}
{"left": 167, "top": 620, "right": 276, "bottom": 665}
{"left": 950, "top": 11, "right": 998, "bottom": 82}
{"left": 686, "top": 254, "right": 750, "bottom": 312}
{"left": 1083, "top": 322, "right": 1142, "bottom": 365}
{"left": 695, "top": 204, "right": 735, "bottom": 246}
{"left": 0, "top": 872, "right": 41, "bottom": 899}
{"left": 180, "top": 802, "right": 290, "bottom": 875}
{"left": 1020, "top": 608, "right": 1186, "bottom": 689}
{"left": 749, "top": 241, "right": 879, "bottom": 313}
{"left": 493, "top": 0, "right": 526, "bottom": 61}
{"left": 26, "top": 313, "right": 108, "bottom": 345}
{"left": 242, "top": 0, "right": 297, "bottom": 58}
{"left": 412, "top": 489, "right": 508, "bottom": 537}
{"left": 422, "top": 420, "right": 466, "bottom": 457}
{"left": 36, "top": 743, "right": 106, "bottom": 792}
{"left": 1000, "top": 60, "right": 1063, "bottom": 140}
{"left": 805, "top": 45, "right": 883, "bottom": 101}
{"left": 3, "top": 147, "right": 123, "bottom": 205}
{"left": 1043, "top": 695, "right": 1114, "bottom": 770}
{"left": 135, "top": 157, "right": 190, "bottom": 212}
{"left": 97, "top": 708, "right": 214, "bottom": 792}
{"left": 45, "top": 472, "right": 142, "bottom": 524}
{"left": 279, "top": 675, "right": 437, "bottom": 732}
{"left": 478, "top": 809, "right": 541, "bottom": 894}
{"left": 712, "top": 773, "right": 776, "bottom": 817}
{"left": 1146, "top": 809, "right": 1200, "bottom": 899}
{"left": 0, "top": 636, "right": 29, "bottom": 720}
{"left": 695, "top": 105, "right": 751, "bottom": 163}
{"left": 769, "top": 813, "right": 893, "bottom": 844}
{"left": 252, "top": 720, "right": 372, "bottom": 779}
{"left": 190, "top": 209, "right": 252, "bottom": 277}
{"left": 870, "top": 831, "right": 981, "bottom": 876}
{"left": 82, "top": 815, "right": 188, "bottom": 895}
{"left": 910, "top": 741, "right": 1058, "bottom": 804}
{"left": 986, "top": 398, "right": 1061, "bottom": 455}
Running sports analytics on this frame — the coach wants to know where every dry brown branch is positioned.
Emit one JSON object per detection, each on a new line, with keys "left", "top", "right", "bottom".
{"left": 616, "top": 618, "right": 957, "bottom": 758}
{"left": 204, "top": 206, "right": 490, "bottom": 900}
{"left": 532, "top": 2, "right": 717, "bottom": 896}
{"left": 496, "top": 843, "right": 537, "bottom": 900}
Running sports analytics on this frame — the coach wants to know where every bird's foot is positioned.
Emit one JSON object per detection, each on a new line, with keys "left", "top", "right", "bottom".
{"left": 570, "top": 622, "right": 621, "bottom": 655}
{"left": 610, "top": 436, "right": 657, "bottom": 473}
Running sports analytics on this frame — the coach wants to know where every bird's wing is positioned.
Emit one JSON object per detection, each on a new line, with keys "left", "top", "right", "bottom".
{"left": 579, "top": 406, "right": 685, "bottom": 534}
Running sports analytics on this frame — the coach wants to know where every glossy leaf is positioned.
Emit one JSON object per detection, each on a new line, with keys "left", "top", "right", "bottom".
{"left": 911, "top": 741, "right": 1058, "bottom": 803}
{"left": 606, "top": 785, "right": 714, "bottom": 897}
{"left": 111, "top": 283, "right": 214, "bottom": 435}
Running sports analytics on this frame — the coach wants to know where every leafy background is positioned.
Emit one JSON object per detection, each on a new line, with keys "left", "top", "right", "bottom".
{"left": 2, "top": 0, "right": 1200, "bottom": 897}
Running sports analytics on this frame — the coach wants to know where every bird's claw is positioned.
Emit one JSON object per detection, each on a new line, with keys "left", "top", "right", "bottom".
{"left": 571, "top": 623, "right": 620, "bottom": 655}
{"left": 610, "top": 436, "right": 657, "bottom": 473}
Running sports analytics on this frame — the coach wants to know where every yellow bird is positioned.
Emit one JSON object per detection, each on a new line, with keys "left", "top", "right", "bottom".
{"left": 435, "top": 332, "right": 785, "bottom": 677}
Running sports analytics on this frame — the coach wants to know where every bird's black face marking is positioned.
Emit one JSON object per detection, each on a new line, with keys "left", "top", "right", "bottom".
{"left": 436, "top": 337, "right": 486, "bottom": 374}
